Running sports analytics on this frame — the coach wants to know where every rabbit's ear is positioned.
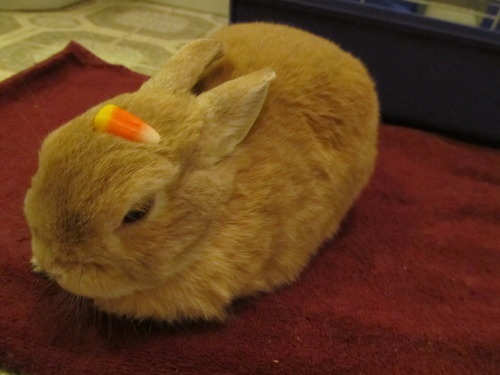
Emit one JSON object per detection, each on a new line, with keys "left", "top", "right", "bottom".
{"left": 197, "top": 69, "right": 276, "bottom": 161}
{"left": 141, "top": 39, "right": 225, "bottom": 93}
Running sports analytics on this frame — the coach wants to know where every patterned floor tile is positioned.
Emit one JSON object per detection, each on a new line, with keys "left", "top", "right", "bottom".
{"left": 87, "top": 4, "right": 218, "bottom": 40}
{"left": 27, "top": 13, "right": 83, "bottom": 29}
{"left": 0, "top": 41, "right": 62, "bottom": 73}
{"left": 0, "top": 14, "right": 21, "bottom": 34}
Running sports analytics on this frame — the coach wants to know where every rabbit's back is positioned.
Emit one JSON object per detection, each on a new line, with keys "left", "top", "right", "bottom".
{"left": 202, "top": 23, "right": 378, "bottom": 154}
{"left": 196, "top": 23, "right": 379, "bottom": 292}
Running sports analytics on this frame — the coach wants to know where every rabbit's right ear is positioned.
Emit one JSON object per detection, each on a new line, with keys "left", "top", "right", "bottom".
{"left": 196, "top": 69, "right": 276, "bottom": 163}
{"left": 141, "top": 39, "right": 225, "bottom": 94}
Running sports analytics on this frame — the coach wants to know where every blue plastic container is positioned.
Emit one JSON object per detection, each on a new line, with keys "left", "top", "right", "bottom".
{"left": 345, "top": 0, "right": 418, "bottom": 13}
{"left": 481, "top": 0, "right": 500, "bottom": 31}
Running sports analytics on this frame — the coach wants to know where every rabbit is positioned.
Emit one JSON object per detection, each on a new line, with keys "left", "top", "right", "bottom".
{"left": 24, "top": 22, "right": 379, "bottom": 323}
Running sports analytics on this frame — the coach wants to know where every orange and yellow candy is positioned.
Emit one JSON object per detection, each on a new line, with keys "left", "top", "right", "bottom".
{"left": 92, "top": 104, "right": 160, "bottom": 144}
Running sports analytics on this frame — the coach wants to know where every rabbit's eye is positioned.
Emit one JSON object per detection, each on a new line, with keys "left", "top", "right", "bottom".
{"left": 123, "top": 209, "right": 147, "bottom": 224}
{"left": 123, "top": 196, "right": 154, "bottom": 224}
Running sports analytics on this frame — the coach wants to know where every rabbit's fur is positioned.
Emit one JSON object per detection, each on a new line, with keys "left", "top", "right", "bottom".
{"left": 24, "top": 23, "right": 379, "bottom": 322}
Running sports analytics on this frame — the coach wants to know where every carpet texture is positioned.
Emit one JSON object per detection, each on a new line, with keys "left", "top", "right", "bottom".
{"left": 0, "top": 42, "right": 499, "bottom": 375}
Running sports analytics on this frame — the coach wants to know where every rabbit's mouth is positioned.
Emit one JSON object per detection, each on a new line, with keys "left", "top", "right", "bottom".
{"left": 36, "top": 257, "right": 139, "bottom": 300}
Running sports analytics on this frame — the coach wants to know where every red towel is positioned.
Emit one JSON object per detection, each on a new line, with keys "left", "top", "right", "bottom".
{"left": 0, "top": 42, "right": 499, "bottom": 375}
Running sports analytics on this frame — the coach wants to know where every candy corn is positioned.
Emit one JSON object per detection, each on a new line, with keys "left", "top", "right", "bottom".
{"left": 92, "top": 104, "right": 161, "bottom": 144}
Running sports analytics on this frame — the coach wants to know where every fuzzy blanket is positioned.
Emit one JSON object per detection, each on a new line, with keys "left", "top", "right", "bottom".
{"left": 0, "top": 42, "right": 499, "bottom": 375}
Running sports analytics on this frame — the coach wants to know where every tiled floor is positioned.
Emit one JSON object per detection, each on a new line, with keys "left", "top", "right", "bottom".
{"left": 0, "top": 0, "right": 228, "bottom": 82}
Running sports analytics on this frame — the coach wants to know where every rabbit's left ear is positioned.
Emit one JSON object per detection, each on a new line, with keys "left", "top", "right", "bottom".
{"left": 141, "top": 39, "right": 225, "bottom": 94}
{"left": 197, "top": 69, "right": 276, "bottom": 161}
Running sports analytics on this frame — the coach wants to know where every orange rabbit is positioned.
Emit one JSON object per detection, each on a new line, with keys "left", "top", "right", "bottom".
{"left": 24, "top": 23, "right": 379, "bottom": 322}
